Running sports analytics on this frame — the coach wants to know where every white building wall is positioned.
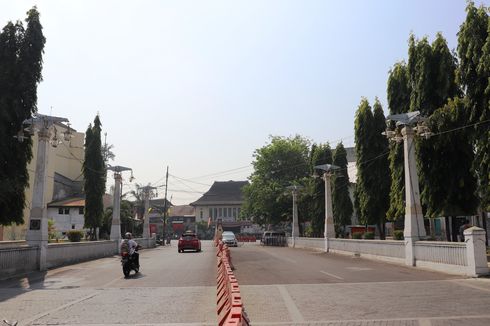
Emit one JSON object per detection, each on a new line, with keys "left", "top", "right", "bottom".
{"left": 47, "top": 207, "right": 85, "bottom": 233}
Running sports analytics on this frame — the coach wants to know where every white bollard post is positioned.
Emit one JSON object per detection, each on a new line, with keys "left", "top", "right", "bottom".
{"left": 465, "top": 226, "right": 489, "bottom": 277}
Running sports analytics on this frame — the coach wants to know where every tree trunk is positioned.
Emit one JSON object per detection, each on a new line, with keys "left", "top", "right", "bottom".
{"left": 451, "top": 216, "right": 459, "bottom": 242}
{"left": 377, "top": 222, "right": 385, "bottom": 240}
{"left": 445, "top": 216, "right": 451, "bottom": 242}
{"left": 482, "top": 210, "right": 488, "bottom": 246}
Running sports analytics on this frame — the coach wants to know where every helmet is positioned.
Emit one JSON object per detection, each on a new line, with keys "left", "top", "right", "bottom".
{"left": 125, "top": 232, "right": 132, "bottom": 239}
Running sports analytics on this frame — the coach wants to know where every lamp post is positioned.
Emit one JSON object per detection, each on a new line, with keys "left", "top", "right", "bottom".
{"left": 286, "top": 185, "right": 303, "bottom": 248}
{"left": 382, "top": 111, "right": 431, "bottom": 266}
{"left": 314, "top": 164, "right": 340, "bottom": 252}
{"left": 107, "top": 165, "right": 133, "bottom": 245}
{"left": 22, "top": 113, "right": 72, "bottom": 271}
{"left": 140, "top": 184, "right": 157, "bottom": 240}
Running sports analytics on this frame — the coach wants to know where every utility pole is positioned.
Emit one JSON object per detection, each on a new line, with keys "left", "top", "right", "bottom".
{"left": 314, "top": 164, "right": 339, "bottom": 253}
{"left": 383, "top": 111, "right": 431, "bottom": 266}
{"left": 163, "top": 166, "right": 169, "bottom": 246}
{"left": 24, "top": 113, "right": 71, "bottom": 271}
{"left": 107, "top": 165, "right": 133, "bottom": 245}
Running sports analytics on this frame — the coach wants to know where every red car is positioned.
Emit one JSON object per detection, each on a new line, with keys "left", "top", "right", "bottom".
{"left": 178, "top": 232, "right": 201, "bottom": 253}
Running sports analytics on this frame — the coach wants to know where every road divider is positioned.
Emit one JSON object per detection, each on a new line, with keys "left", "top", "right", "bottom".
{"left": 216, "top": 241, "right": 250, "bottom": 326}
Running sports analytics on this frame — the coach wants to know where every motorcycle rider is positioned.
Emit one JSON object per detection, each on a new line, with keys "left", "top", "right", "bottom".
{"left": 120, "top": 232, "right": 139, "bottom": 268}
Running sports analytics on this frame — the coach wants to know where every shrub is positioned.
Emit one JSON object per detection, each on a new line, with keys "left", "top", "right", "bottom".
{"left": 352, "top": 232, "right": 362, "bottom": 239}
{"left": 393, "top": 230, "right": 404, "bottom": 240}
{"left": 66, "top": 230, "right": 84, "bottom": 242}
{"left": 363, "top": 232, "right": 375, "bottom": 240}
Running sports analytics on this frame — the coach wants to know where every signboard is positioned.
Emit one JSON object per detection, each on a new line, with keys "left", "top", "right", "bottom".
{"left": 30, "top": 219, "right": 41, "bottom": 230}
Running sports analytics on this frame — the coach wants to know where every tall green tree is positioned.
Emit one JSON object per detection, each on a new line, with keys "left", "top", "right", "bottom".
{"left": 371, "top": 99, "right": 391, "bottom": 239}
{"left": 386, "top": 62, "right": 410, "bottom": 222}
{"left": 332, "top": 142, "right": 353, "bottom": 236}
{"left": 242, "top": 135, "right": 310, "bottom": 227}
{"left": 354, "top": 99, "right": 377, "bottom": 227}
{"left": 458, "top": 1, "right": 490, "bottom": 212}
{"left": 83, "top": 115, "right": 106, "bottom": 239}
{"left": 0, "top": 8, "right": 45, "bottom": 226}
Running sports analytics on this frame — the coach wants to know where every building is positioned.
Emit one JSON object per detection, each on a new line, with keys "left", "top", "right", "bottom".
{"left": 1, "top": 123, "right": 85, "bottom": 240}
{"left": 47, "top": 194, "right": 113, "bottom": 235}
{"left": 190, "top": 180, "right": 249, "bottom": 234}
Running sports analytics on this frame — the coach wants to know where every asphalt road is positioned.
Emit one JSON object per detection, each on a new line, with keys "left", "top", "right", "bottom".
{"left": 231, "top": 243, "right": 490, "bottom": 325}
{"left": 2, "top": 241, "right": 490, "bottom": 326}
{"left": 0, "top": 240, "right": 217, "bottom": 326}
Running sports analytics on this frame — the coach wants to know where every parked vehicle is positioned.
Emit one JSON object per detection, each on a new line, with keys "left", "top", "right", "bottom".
{"left": 222, "top": 231, "right": 238, "bottom": 247}
{"left": 121, "top": 248, "right": 140, "bottom": 277}
{"left": 261, "top": 231, "right": 287, "bottom": 246}
{"left": 178, "top": 231, "right": 201, "bottom": 253}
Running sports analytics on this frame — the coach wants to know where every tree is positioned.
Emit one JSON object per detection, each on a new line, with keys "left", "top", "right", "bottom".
{"left": 332, "top": 142, "right": 353, "bottom": 236}
{"left": 371, "top": 99, "right": 391, "bottom": 239}
{"left": 83, "top": 115, "right": 106, "bottom": 239}
{"left": 0, "top": 8, "right": 45, "bottom": 226}
{"left": 354, "top": 99, "right": 377, "bottom": 227}
{"left": 407, "top": 33, "right": 478, "bottom": 240}
{"left": 386, "top": 62, "right": 410, "bottom": 222}
{"left": 242, "top": 135, "right": 310, "bottom": 228}
{"left": 457, "top": 2, "right": 490, "bottom": 212}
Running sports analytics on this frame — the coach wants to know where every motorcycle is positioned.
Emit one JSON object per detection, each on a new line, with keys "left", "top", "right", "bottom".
{"left": 121, "top": 247, "right": 140, "bottom": 277}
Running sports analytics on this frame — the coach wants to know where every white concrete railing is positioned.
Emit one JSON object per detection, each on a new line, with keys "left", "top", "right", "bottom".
{"left": 0, "top": 245, "right": 39, "bottom": 278}
{"left": 289, "top": 237, "right": 324, "bottom": 250}
{"left": 47, "top": 240, "right": 118, "bottom": 269}
{"left": 329, "top": 238, "right": 405, "bottom": 259}
{"left": 414, "top": 241, "right": 467, "bottom": 266}
{"left": 133, "top": 236, "right": 156, "bottom": 249}
{"left": 289, "top": 228, "right": 489, "bottom": 277}
{"left": 0, "top": 240, "right": 27, "bottom": 248}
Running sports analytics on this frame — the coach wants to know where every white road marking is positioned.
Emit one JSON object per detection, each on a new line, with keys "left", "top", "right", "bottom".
{"left": 277, "top": 285, "right": 305, "bottom": 323}
{"left": 346, "top": 267, "right": 372, "bottom": 271}
{"left": 320, "top": 270, "right": 344, "bottom": 280}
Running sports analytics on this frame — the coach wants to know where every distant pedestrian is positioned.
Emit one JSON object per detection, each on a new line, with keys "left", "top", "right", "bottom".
{"left": 459, "top": 219, "right": 471, "bottom": 242}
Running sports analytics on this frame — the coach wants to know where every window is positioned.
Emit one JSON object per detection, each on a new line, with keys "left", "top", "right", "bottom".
{"left": 64, "top": 208, "right": 70, "bottom": 215}
{"left": 214, "top": 208, "right": 218, "bottom": 219}
{"left": 79, "top": 207, "right": 84, "bottom": 215}
{"left": 58, "top": 208, "right": 63, "bottom": 214}
{"left": 228, "top": 208, "right": 232, "bottom": 217}
{"left": 209, "top": 208, "right": 213, "bottom": 218}
{"left": 233, "top": 208, "right": 237, "bottom": 218}
{"left": 237, "top": 208, "right": 241, "bottom": 218}
{"left": 200, "top": 210, "right": 203, "bottom": 219}
{"left": 72, "top": 224, "right": 75, "bottom": 229}
{"left": 218, "top": 208, "right": 222, "bottom": 217}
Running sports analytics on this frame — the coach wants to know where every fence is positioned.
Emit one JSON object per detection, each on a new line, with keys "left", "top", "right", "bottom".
{"left": 0, "top": 245, "right": 39, "bottom": 278}
{"left": 47, "top": 240, "right": 118, "bottom": 269}
{"left": 288, "top": 227, "right": 489, "bottom": 277}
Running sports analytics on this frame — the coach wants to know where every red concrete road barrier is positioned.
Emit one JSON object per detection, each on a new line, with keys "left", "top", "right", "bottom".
{"left": 216, "top": 240, "right": 250, "bottom": 326}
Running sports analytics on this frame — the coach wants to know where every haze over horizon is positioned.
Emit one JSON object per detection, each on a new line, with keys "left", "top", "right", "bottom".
{"left": 0, "top": 0, "right": 479, "bottom": 205}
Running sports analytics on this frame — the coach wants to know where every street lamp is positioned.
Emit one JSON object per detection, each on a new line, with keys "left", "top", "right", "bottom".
{"left": 139, "top": 184, "right": 158, "bottom": 241}
{"left": 107, "top": 165, "right": 133, "bottom": 244}
{"left": 314, "top": 163, "right": 340, "bottom": 252}
{"left": 286, "top": 184, "right": 303, "bottom": 248}
{"left": 382, "top": 110, "right": 431, "bottom": 266}
{"left": 20, "top": 113, "right": 72, "bottom": 271}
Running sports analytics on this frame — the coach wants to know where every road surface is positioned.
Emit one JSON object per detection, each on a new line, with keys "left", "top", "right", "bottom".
{"left": 2, "top": 241, "right": 490, "bottom": 325}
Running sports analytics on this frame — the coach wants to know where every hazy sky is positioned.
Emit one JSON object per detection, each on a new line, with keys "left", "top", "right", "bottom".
{"left": 0, "top": 0, "right": 480, "bottom": 204}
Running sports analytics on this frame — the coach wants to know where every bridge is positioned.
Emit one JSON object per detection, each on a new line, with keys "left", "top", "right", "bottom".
{"left": 1, "top": 241, "right": 490, "bottom": 326}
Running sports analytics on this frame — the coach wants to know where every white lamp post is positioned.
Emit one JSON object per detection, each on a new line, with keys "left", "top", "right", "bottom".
{"left": 107, "top": 165, "right": 133, "bottom": 245}
{"left": 314, "top": 164, "right": 340, "bottom": 253}
{"left": 22, "top": 113, "right": 72, "bottom": 271}
{"left": 286, "top": 185, "right": 303, "bottom": 248}
{"left": 383, "top": 111, "right": 431, "bottom": 266}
